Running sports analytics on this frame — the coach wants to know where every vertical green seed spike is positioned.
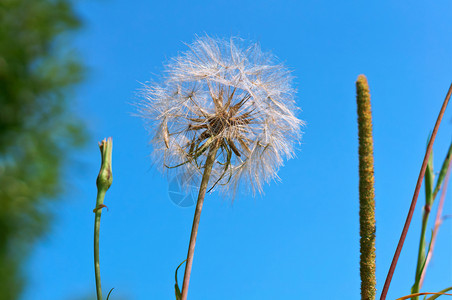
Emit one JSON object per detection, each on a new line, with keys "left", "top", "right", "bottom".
{"left": 356, "top": 75, "right": 377, "bottom": 300}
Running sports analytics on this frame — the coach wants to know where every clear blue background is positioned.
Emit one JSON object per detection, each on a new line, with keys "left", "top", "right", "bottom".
{"left": 22, "top": 1, "right": 452, "bottom": 299}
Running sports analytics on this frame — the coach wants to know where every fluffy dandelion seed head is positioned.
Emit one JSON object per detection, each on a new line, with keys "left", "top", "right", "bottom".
{"left": 139, "top": 36, "right": 303, "bottom": 196}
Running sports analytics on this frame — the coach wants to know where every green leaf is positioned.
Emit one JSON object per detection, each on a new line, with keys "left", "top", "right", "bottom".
{"left": 425, "top": 149, "right": 434, "bottom": 206}
{"left": 432, "top": 142, "right": 452, "bottom": 199}
{"left": 175, "top": 259, "right": 187, "bottom": 300}
{"left": 417, "top": 230, "right": 434, "bottom": 282}
{"left": 175, "top": 284, "right": 181, "bottom": 300}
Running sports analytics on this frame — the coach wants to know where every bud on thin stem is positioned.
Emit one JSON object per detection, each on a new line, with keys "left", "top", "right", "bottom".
{"left": 97, "top": 137, "right": 113, "bottom": 194}
{"left": 94, "top": 137, "right": 113, "bottom": 300}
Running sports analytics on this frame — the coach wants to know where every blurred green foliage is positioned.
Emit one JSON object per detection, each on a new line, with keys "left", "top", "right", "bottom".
{"left": 0, "top": 0, "right": 86, "bottom": 298}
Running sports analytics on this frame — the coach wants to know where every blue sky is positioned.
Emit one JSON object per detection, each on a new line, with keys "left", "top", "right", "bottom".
{"left": 22, "top": 1, "right": 452, "bottom": 299}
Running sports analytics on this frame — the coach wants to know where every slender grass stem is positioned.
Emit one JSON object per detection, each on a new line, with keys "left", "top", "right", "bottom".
{"left": 412, "top": 206, "right": 430, "bottom": 299}
{"left": 413, "top": 142, "right": 451, "bottom": 297}
{"left": 93, "top": 138, "right": 113, "bottom": 300}
{"left": 356, "top": 75, "right": 377, "bottom": 300}
{"left": 380, "top": 84, "right": 452, "bottom": 300}
{"left": 412, "top": 140, "right": 434, "bottom": 299}
{"left": 94, "top": 190, "right": 106, "bottom": 300}
{"left": 181, "top": 142, "right": 219, "bottom": 300}
{"left": 419, "top": 161, "right": 452, "bottom": 287}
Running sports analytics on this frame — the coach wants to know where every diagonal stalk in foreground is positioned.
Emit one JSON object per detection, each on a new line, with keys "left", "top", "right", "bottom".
{"left": 380, "top": 83, "right": 452, "bottom": 300}
{"left": 93, "top": 138, "right": 113, "bottom": 300}
{"left": 181, "top": 142, "right": 219, "bottom": 300}
{"left": 356, "top": 75, "right": 377, "bottom": 300}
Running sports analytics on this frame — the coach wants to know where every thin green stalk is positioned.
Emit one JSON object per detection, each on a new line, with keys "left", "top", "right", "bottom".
{"left": 356, "top": 75, "right": 377, "bottom": 300}
{"left": 380, "top": 83, "right": 452, "bottom": 300}
{"left": 412, "top": 142, "right": 451, "bottom": 298}
{"left": 412, "top": 212, "right": 429, "bottom": 299}
{"left": 419, "top": 146, "right": 452, "bottom": 287}
{"left": 181, "top": 142, "right": 219, "bottom": 300}
{"left": 412, "top": 151, "right": 434, "bottom": 300}
{"left": 93, "top": 138, "right": 113, "bottom": 300}
{"left": 94, "top": 194, "right": 104, "bottom": 300}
